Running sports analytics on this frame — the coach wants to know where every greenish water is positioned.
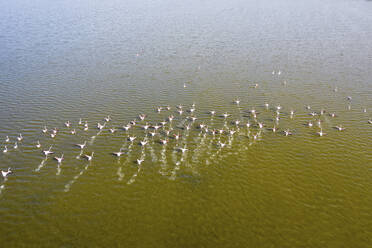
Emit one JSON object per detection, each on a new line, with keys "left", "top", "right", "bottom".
{"left": 1, "top": 0, "right": 372, "bottom": 247}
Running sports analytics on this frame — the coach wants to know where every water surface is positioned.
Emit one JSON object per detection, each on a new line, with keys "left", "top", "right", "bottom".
{"left": 0, "top": 0, "right": 372, "bottom": 247}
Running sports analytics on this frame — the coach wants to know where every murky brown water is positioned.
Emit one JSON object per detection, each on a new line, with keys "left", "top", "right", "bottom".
{"left": 0, "top": 0, "right": 372, "bottom": 247}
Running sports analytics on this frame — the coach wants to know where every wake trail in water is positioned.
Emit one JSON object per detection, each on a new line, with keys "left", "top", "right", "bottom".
{"left": 76, "top": 149, "right": 84, "bottom": 159}
{"left": 117, "top": 138, "right": 129, "bottom": 181}
{"left": 127, "top": 147, "right": 146, "bottom": 185}
{"left": 148, "top": 139, "right": 158, "bottom": 163}
{"left": 35, "top": 157, "right": 48, "bottom": 172}
{"left": 89, "top": 130, "right": 103, "bottom": 145}
{"left": 169, "top": 144, "right": 188, "bottom": 180}
{"left": 191, "top": 131, "right": 207, "bottom": 164}
{"left": 0, "top": 178, "right": 8, "bottom": 195}
{"left": 159, "top": 144, "right": 168, "bottom": 176}
{"left": 64, "top": 163, "right": 90, "bottom": 192}
{"left": 56, "top": 162, "right": 62, "bottom": 176}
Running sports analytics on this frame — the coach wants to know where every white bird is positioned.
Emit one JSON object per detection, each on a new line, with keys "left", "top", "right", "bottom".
{"left": 36, "top": 141, "right": 41, "bottom": 148}
{"left": 5, "top": 136, "right": 10, "bottom": 142}
{"left": 264, "top": 103, "right": 269, "bottom": 109}
{"left": 1, "top": 168, "right": 12, "bottom": 178}
{"left": 142, "top": 123, "right": 150, "bottom": 130}
{"left": 84, "top": 125, "right": 89, "bottom": 131}
{"left": 14, "top": 142, "right": 18, "bottom": 149}
{"left": 43, "top": 146, "right": 54, "bottom": 156}
{"left": 177, "top": 109, "right": 183, "bottom": 115}
{"left": 3, "top": 146, "right": 8, "bottom": 153}
{"left": 113, "top": 151, "right": 124, "bottom": 157}
{"left": 42, "top": 126, "right": 48, "bottom": 133}
{"left": 79, "top": 118, "right": 83, "bottom": 125}
{"left": 109, "top": 128, "right": 116, "bottom": 133}
{"left": 104, "top": 116, "right": 111, "bottom": 122}
{"left": 246, "top": 122, "right": 251, "bottom": 128}
{"left": 123, "top": 125, "right": 131, "bottom": 131}
{"left": 334, "top": 125, "right": 346, "bottom": 131}
{"left": 152, "top": 125, "right": 161, "bottom": 130}
{"left": 139, "top": 114, "right": 146, "bottom": 121}
{"left": 309, "top": 112, "right": 317, "bottom": 116}
{"left": 317, "top": 129, "right": 326, "bottom": 136}
{"left": 76, "top": 141, "right": 87, "bottom": 149}
{"left": 50, "top": 133, "right": 56, "bottom": 138}
{"left": 173, "top": 133, "right": 181, "bottom": 140}
{"left": 84, "top": 152, "right": 94, "bottom": 161}
{"left": 276, "top": 105, "right": 282, "bottom": 110}
{"left": 160, "top": 139, "right": 168, "bottom": 145}
{"left": 258, "top": 122, "right": 264, "bottom": 129}
{"left": 189, "top": 116, "right": 197, "bottom": 122}
{"left": 306, "top": 105, "right": 311, "bottom": 110}
{"left": 137, "top": 159, "right": 144, "bottom": 165}
{"left": 54, "top": 154, "right": 64, "bottom": 163}
{"left": 218, "top": 141, "right": 226, "bottom": 148}
{"left": 329, "top": 113, "right": 336, "bottom": 118}
{"left": 210, "top": 110, "right": 216, "bottom": 115}
{"left": 71, "top": 129, "right": 76, "bottom": 135}
{"left": 52, "top": 128, "right": 58, "bottom": 134}
{"left": 65, "top": 121, "right": 71, "bottom": 127}
{"left": 149, "top": 131, "right": 156, "bottom": 137}
{"left": 84, "top": 121, "right": 88, "bottom": 127}
{"left": 17, "top": 133, "right": 23, "bottom": 141}
{"left": 129, "top": 136, "right": 136, "bottom": 142}
{"left": 177, "top": 147, "right": 188, "bottom": 153}
{"left": 157, "top": 107, "right": 162, "bottom": 113}
{"left": 168, "top": 115, "right": 174, "bottom": 122}
{"left": 368, "top": 119, "right": 372, "bottom": 124}
{"left": 140, "top": 140, "right": 148, "bottom": 146}
{"left": 223, "top": 112, "right": 230, "bottom": 118}
{"left": 269, "top": 126, "right": 278, "bottom": 133}
{"left": 234, "top": 99, "right": 240, "bottom": 105}
{"left": 307, "top": 122, "right": 313, "bottom": 127}
{"left": 283, "top": 129, "right": 292, "bottom": 136}
{"left": 347, "top": 96, "right": 352, "bottom": 101}
{"left": 97, "top": 123, "right": 105, "bottom": 130}
{"left": 229, "top": 130, "right": 236, "bottom": 135}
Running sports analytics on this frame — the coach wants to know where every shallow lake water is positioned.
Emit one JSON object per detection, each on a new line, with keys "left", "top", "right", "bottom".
{"left": 0, "top": 0, "right": 372, "bottom": 247}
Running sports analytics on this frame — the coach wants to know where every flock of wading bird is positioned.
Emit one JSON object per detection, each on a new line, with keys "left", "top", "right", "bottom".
{"left": 1, "top": 83, "right": 372, "bottom": 189}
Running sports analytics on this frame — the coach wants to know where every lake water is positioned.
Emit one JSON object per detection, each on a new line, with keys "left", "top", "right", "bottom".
{"left": 1, "top": 0, "right": 372, "bottom": 247}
